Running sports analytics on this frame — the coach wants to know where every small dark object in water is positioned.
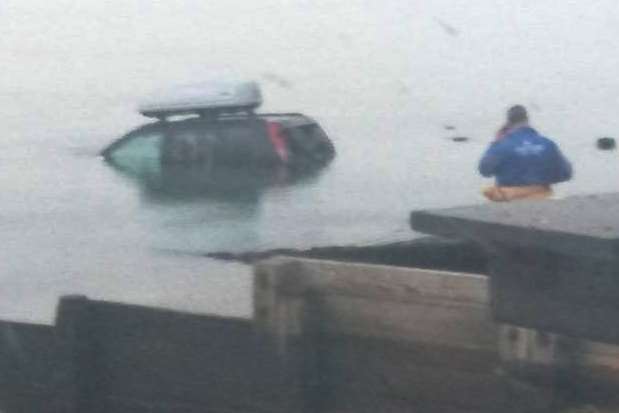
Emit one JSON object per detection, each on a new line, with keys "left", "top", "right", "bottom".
{"left": 434, "top": 17, "right": 460, "bottom": 36}
{"left": 443, "top": 124, "right": 456, "bottom": 131}
{"left": 261, "top": 72, "right": 293, "bottom": 89}
{"left": 596, "top": 137, "right": 616, "bottom": 150}
{"left": 450, "top": 136, "right": 470, "bottom": 142}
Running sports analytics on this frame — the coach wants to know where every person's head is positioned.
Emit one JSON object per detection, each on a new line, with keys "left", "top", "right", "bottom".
{"left": 506, "top": 105, "right": 528, "bottom": 125}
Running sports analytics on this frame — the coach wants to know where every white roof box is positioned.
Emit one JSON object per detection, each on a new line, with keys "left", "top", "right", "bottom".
{"left": 139, "top": 80, "right": 263, "bottom": 118}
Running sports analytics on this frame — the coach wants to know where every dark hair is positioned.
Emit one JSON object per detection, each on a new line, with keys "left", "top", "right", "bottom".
{"left": 507, "top": 105, "right": 528, "bottom": 124}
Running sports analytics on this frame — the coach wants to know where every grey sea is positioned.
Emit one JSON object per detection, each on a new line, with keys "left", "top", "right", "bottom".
{"left": 2, "top": 1, "right": 619, "bottom": 323}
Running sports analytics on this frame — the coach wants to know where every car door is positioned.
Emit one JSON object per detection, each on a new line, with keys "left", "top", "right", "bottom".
{"left": 212, "top": 119, "right": 278, "bottom": 167}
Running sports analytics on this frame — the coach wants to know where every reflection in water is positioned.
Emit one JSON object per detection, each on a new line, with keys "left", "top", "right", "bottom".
{"left": 104, "top": 154, "right": 331, "bottom": 255}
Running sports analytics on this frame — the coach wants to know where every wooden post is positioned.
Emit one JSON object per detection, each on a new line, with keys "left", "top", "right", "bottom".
{"left": 254, "top": 260, "right": 332, "bottom": 412}
{"left": 299, "top": 290, "right": 334, "bottom": 413}
{"left": 55, "top": 295, "right": 102, "bottom": 413}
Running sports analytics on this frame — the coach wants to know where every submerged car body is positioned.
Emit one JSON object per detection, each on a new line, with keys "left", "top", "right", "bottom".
{"left": 102, "top": 81, "right": 335, "bottom": 198}
{"left": 102, "top": 112, "right": 335, "bottom": 174}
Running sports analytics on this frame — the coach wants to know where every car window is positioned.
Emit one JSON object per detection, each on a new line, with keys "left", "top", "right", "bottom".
{"left": 109, "top": 131, "right": 163, "bottom": 161}
{"left": 160, "top": 121, "right": 223, "bottom": 165}
{"left": 214, "top": 120, "right": 276, "bottom": 165}
{"left": 287, "top": 124, "right": 326, "bottom": 150}
{"left": 306, "top": 124, "right": 329, "bottom": 142}
{"left": 219, "top": 122, "right": 255, "bottom": 140}
{"left": 162, "top": 127, "right": 204, "bottom": 164}
{"left": 107, "top": 131, "right": 163, "bottom": 177}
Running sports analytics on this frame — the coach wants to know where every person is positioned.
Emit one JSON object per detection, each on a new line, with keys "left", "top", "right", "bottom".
{"left": 479, "top": 105, "right": 572, "bottom": 202}
{"left": 493, "top": 105, "right": 530, "bottom": 141}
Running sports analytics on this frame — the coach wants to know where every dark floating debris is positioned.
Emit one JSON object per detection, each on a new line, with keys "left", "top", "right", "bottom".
{"left": 433, "top": 17, "right": 460, "bottom": 37}
{"left": 450, "top": 136, "right": 470, "bottom": 142}
{"left": 398, "top": 82, "right": 410, "bottom": 96}
{"left": 443, "top": 124, "right": 456, "bottom": 131}
{"left": 597, "top": 137, "right": 616, "bottom": 150}
{"left": 261, "top": 72, "right": 293, "bottom": 89}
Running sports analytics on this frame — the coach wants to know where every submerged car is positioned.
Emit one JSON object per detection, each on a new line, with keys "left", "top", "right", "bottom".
{"left": 101, "top": 81, "right": 336, "bottom": 177}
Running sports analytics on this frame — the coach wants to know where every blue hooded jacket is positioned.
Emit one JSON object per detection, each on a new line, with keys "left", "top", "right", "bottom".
{"left": 478, "top": 127, "right": 572, "bottom": 186}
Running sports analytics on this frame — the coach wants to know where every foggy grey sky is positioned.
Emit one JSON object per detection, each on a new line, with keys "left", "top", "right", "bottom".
{"left": 3, "top": 0, "right": 619, "bottom": 138}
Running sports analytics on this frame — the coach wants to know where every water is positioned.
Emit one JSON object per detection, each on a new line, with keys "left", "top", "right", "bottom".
{"left": 2, "top": 1, "right": 619, "bottom": 323}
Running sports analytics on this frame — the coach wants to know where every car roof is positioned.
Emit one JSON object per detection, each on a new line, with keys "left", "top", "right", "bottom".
{"left": 125, "top": 113, "right": 315, "bottom": 138}
{"left": 223, "top": 112, "right": 315, "bottom": 126}
{"left": 139, "top": 112, "right": 315, "bottom": 130}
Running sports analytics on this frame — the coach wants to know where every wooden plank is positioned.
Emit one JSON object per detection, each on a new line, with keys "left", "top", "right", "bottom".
{"left": 96, "top": 304, "right": 291, "bottom": 411}
{"left": 255, "top": 258, "right": 492, "bottom": 348}
{"left": 256, "top": 257, "right": 488, "bottom": 304}
{"left": 318, "top": 295, "right": 495, "bottom": 351}
{"left": 323, "top": 336, "right": 551, "bottom": 413}
{"left": 55, "top": 296, "right": 297, "bottom": 413}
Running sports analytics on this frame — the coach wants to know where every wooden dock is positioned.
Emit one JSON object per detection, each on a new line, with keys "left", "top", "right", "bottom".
{"left": 255, "top": 257, "right": 619, "bottom": 412}
{"left": 1, "top": 256, "right": 619, "bottom": 412}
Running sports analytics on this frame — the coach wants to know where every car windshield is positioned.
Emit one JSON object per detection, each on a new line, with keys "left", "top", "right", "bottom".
{"left": 105, "top": 130, "right": 163, "bottom": 179}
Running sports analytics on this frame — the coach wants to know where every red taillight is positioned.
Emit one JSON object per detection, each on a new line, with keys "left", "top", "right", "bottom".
{"left": 267, "top": 121, "right": 289, "bottom": 163}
